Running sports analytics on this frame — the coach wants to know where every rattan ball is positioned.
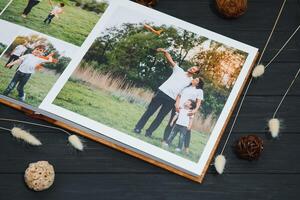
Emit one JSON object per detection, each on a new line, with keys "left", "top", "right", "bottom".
{"left": 24, "top": 161, "right": 55, "bottom": 191}
{"left": 135, "top": 0, "right": 158, "bottom": 7}
{"left": 235, "top": 135, "right": 263, "bottom": 160}
{"left": 216, "top": 0, "right": 247, "bottom": 18}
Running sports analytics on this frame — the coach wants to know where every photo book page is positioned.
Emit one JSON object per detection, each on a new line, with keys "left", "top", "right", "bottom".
{"left": 0, "top": 0, "right": 258, "bottom": 182}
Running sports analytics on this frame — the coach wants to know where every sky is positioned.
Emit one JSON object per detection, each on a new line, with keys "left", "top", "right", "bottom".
{"left": 0, "top": 20, "right": 78, "bottom": 57}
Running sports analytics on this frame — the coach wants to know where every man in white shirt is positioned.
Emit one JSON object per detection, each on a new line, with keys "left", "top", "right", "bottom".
{"left": 5, "top": 42, "right": 29, "bottom": 69}
{"left": 3, "top": 45, "right": 54, "bottom": 101}
{"left": 134, "top": 48, "right": 200, "bottom": 137}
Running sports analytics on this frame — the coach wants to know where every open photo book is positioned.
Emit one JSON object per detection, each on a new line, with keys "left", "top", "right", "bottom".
{"left": 0, "top": 0, "right": 258, "bottom": 182}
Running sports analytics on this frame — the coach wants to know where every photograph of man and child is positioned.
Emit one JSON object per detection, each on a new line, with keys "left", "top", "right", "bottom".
{"left": 0, "top": 0, "right": 109, "bottom": 46}
{"left": 0, "top": 32, "right": 73, "bottom": 106}
{"left": 52, "top": 6, "right": 249, "bottom": 162}
{"left": 134, "top": 48, "right": 204, "bottom": 154}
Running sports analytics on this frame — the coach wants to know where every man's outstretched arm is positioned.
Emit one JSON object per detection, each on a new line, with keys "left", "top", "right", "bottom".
{"left": 157, "top": 48, "right": 176, "bottom": 68}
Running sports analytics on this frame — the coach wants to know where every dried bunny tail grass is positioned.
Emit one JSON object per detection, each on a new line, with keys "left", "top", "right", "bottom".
{"left": 68, "top": 135, "right": 83, "bottom": 151}
{"left": 214, "top": 154, "right": 226, "bottom": 174}
{"left": 268, "top": 118, "right": 280, "bottom": 138}
{"left": 11, "top": 127, "right": 42, "bottom": 146}
{"left": 252, "top": 64, "right": 265, "bottom": 78}
{"left": 0, "top": 118, "right": 85, "bottom": 151}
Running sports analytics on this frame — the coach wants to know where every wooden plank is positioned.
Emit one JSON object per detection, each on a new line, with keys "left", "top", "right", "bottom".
{"left": 155, "top": 0, "right": 300, "bottom": 31}
{"left": 0, "top": 128, "right": 299, "bottom": 174}
{"left": 0, "top": 174, "right": 299, "bottom": 200}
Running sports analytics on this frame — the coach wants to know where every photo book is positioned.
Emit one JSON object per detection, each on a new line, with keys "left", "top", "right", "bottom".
{"left": 0, "top": 0, "right": 258, "bottom": 182}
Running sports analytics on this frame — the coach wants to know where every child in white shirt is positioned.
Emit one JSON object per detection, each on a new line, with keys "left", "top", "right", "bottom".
{"left": 44, "top": 1, "right": 64, "bottom": 24}
{"left": 5, "top": 42, "right": 28, "bottom": 69}
{"left": 3, "top": 45, "right": 55, "bottom": 101}
{"left": 163, "top": 99, "right": 196, "bottom": 151}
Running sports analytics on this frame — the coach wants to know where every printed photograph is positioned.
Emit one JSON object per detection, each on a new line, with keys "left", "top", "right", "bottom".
{"left": 0, "top": 42, "right": 7, "bottom": 55}
{"left": 0, "top": 0, "right": 109, "bottom": 46}
{"left": 0, "top": 32, "right": 74, "bottom": 107}
{"left": 51, "top": 6, "right": 249, "bottom": 162}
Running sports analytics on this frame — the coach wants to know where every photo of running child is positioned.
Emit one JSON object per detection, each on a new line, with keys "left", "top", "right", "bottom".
{"left": 0, "top": 31, "right": 74, "bottom": 107}
{"left": 0, "top": 0, "right": 109, "bottom": 46}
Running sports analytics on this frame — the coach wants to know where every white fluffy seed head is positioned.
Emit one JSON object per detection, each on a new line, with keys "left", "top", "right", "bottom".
{"left": 252, "top": 64, "right": 265, "bottom": 78}
{"left": 11, "top": 127, "right": 42, "bottom": 146}
{"left": 68, "top": 135, "right": 83, "bottom": 151}
{"left": 268, "top": 118, "right": 280, "bottom": 138}
{"left": 214, "top": 154, "right": 226, "bottom": 174}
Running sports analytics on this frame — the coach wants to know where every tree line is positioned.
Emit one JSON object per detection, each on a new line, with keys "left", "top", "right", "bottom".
{"left": 80, "top": 23, "right": 247, "bottom": 117}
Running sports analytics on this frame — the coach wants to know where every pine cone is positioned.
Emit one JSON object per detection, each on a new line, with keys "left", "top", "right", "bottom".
{"left": 235, "top": 135, "right": 263, "bottom": 160}
{"left": 135, "top": 0, "right": 158, "bottom": 7}
{"left": 216, "top": 0, "right": 247, "bottom": 18}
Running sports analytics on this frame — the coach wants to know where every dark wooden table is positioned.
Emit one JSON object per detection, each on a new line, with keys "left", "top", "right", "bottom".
{"left": 1, "top": 0, "right": 300, "bottom": 199}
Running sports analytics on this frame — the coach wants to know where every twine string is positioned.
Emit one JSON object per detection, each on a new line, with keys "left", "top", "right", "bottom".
{"left": 273, "top": 67, "right": 300, "bottom": 118}
{"left": 257, "top": 0, "right": 287, "bottom": 65}
{"left": 220, "top": 0, "right": 287, "bottom": 155}
{"left": 0, "top": 126, "right": 11, "bottom": 132}
{"left": 265, "top": 25, "right": 300, "bottom": 69}
{"left": 0, "top": 118, "right": 71, "bottom": 136}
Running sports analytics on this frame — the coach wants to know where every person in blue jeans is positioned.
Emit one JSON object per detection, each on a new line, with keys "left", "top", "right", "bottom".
{"left": 134, "top": 48, "right": 200, "bottom": 137}
{"left": 163, "top": 99, "right": 196, "bottom": 152}
{"left": 3, "top": 45, "right": 54, "bottom": 101}
{"left": 22, "top": 0, "right": 42, "bottom": 18}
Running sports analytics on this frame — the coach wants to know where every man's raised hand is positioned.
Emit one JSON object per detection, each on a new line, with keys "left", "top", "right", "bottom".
{"left": 156, "top": 48, "right": 176, "bottom": 67}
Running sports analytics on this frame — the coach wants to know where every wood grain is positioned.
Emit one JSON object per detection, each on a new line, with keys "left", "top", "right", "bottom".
{"left": 0, "top": 0, "right": 299, "bottom": 199}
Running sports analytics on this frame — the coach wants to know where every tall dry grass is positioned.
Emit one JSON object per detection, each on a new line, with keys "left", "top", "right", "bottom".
{"left": 72, "top": 67, "right": 216, "bottom": 134}
{"left": 72, "top": 67, "right": 154, "bottom": 106}
{"left": 192, "top": 113, "right": 216, "bottom": 134}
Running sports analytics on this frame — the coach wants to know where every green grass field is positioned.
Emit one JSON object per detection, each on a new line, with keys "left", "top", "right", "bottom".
{"left": 54, "top": 78, "right": 210, "bottom": 162}
{"left": 0, "top": 0, "right": 103, "bottom": 46}
{"left": 0, "top": 58, "right": 60, "bottom": 107}
{"left": 0, "top": 0, "right": 10, "bottom": 12}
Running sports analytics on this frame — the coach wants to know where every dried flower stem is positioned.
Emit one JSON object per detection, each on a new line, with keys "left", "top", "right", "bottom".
{"left": 0, "top": 118, "right": 71, "bottom": 135}
{"left": 219, "top": 0, "right": 287, "bottom": 155}
{"left": 272, "top": 67, "right": 300, "bottom": 118}
{"left": 264, "top": 25, "right": 300, "bottom": 69}
{"left": 0, "top": 126, "right": 11, "bottom": 132}
{"left": 0, "top": 118, "right": 84, "bottom": 150}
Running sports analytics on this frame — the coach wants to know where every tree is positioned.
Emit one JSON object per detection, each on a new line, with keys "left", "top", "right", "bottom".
{"left": 81, "top": 23, "right": 208, "bottom": 90}
{"left": 77, "top": 22, "right": 248, "bottom": 117}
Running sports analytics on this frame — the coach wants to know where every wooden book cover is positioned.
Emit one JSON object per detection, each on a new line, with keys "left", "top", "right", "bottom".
{"left": 0, "top": 0, "right": 258, "bottom": 182}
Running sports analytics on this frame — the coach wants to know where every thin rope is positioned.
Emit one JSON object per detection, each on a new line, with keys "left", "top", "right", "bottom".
{"left": 220, "top": 78, "right": 253, "bottom": 154}
{"left": 257, "top": 0, "right": 287, "bottom": 64}
{"left": 0, "top": 118, "right": 71, "bottom": 136}
{"left": 220, "top": 0, "right": 287, "bottom": 155}
{"left": 0, "top": 126, "right": 11, "bottom": 132}
{"left": 273, "top": 67, "right": 300, "bottom": 118}
{"left": 265, "top": 25, "right": 300, "bottom": 69}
